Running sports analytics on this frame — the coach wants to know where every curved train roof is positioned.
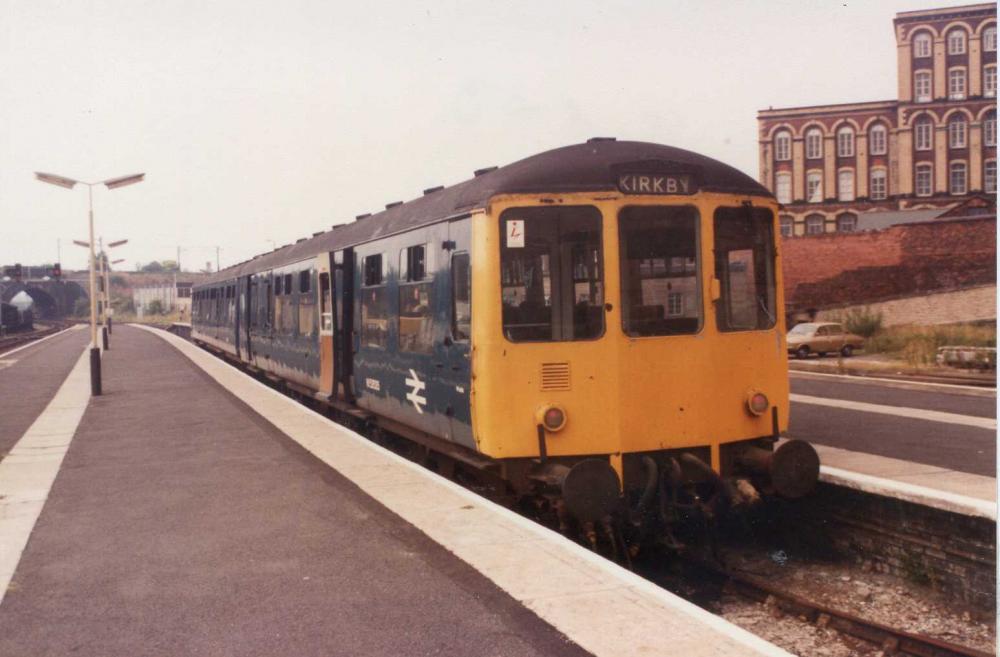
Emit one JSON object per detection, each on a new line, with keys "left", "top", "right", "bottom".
{"left": 200, "top": 139, "right": 771, "bottom": 285}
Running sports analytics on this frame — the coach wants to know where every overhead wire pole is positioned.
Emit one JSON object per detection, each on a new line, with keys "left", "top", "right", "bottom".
{"left": 35, "top": 172, "right": 145, "bottom": 396}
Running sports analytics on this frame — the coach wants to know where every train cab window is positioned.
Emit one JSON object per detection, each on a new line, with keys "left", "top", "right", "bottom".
{"left": 452, "top": 253, "right": 471, "bottom": 341}
{"left": 499, "top": 206, "right": 603, "bottom": 342}
{"left": 713, "top": 206, "right": 777, "bottom": 332}
{"left": 361, "top": 254, "right": 388, "bottom": 349}
{"left": 618, "top": 205, "right": 701, "bottom": 336}
{"left": 399, "top": 244, "right": 434, "bottom": 353}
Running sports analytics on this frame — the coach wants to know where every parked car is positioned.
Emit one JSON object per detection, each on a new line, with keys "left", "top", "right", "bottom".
{"left": 786, "top": 322, "right": 864, "bottom": 359}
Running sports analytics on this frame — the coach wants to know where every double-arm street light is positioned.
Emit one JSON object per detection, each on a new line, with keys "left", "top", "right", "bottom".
{"left": 35, "top": 172, "right": 145, "bottom": 396}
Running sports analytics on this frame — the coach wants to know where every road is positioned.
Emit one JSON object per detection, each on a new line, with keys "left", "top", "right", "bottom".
{"left": 788, "top": 371, "right": 997, "bottom": 477}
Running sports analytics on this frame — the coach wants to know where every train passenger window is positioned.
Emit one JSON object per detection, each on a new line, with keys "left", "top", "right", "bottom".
{"left": 275, "top": 276, "right": 283, "bottom": 296}
{"left": 363, "top": 254, "right": 384, "bottom": 286}
{"left": 452, "top": 253, "right": 471, "bottom": 341}
{"left": 361, "top": 254, "right": 388, "bottom": 349}
{"left": 298, "top": 271, "right": 314, "bottom": 337}
{"left": 399, "top": 245, "right": 434, "bottom": 353}
{"left": 619, "top": 205, "right": 701, "bottom": 336}
{"left": 284, "top": 274, "right": 293, "bottom": 296}
{"left": 499, "top": 206, "right": 603, "bottom": 342}
{"left": 299, "top": 271, "right": 310, "bottom": 293}
{"left": 714, "top": 206, "right": 777, "bottom": 332}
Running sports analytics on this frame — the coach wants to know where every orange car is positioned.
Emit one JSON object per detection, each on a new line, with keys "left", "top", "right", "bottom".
{"left": 786, "top": 322, "right": 864, "bottom": 359}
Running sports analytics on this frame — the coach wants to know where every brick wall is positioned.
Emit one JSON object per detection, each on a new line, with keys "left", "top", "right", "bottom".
{"left": 782, "top": 218, "right": 996, "bottom": 312}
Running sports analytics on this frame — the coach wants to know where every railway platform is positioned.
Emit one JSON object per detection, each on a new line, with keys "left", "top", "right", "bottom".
{"left": 0, "top": 324, "right": 792, "bottom": 657}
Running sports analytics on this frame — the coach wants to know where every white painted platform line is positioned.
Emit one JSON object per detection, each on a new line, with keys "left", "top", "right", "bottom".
{"left": 0, "top": 345, "right": 91, "bottom": 605}
{"left": 141, "top": 325, "right": 793, "bottom": 657}
{"left": 0, "top": 324, "right": 85, "bottom": 359}
{"left": 790, "top": 369, "right": 997, "bottom": 395}
{"left": 820, "top": 466, "right": 997, "bottom": 521}
{"left": 790, "top": 393, "right": 997, "bottom": 430}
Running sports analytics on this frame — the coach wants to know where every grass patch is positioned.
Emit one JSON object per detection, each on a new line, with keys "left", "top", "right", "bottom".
{"left": 865, "top": 323, "right": 997, "bottom": 367}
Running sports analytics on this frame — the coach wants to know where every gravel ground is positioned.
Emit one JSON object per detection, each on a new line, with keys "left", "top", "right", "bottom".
{"left": 717, "top": 547, "right": 995, "bottom": 657}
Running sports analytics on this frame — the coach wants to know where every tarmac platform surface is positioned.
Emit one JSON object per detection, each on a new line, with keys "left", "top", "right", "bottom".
{"left": 0, "top": 325, "right": 793, "bottom": 657}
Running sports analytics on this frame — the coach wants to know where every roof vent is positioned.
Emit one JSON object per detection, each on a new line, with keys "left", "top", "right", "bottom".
{"left": 312, "top": 231, "right": 324, "bottom": 237}
{"left": 423, "top": 185, "right": 444, "bottom": 195}
{"left": 587, "top": 137, "right": 616, "bottom": 143}
{"left": 281, "top": 244, "right": 291, "bottom": 249}
{"left": 474, "top": 166, "right": 497, "bottom": 177}
{"left": 385, "top": 201, "right": 403, "bottom": 209}
{"left": 296, "top": 237, "right": 307, "bottom": 243}
{"left": 355, "top": 213, "right": 371, "bottom": 221}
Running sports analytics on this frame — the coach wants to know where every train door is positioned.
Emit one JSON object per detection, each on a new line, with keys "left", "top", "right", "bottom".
{"left": 317, "top": 254, "right": 334, "bottom": 398}
{"left": 334, "top": 248, "right": 355, "bottom": 402}
{"left": 442, "top": 219, "right": 474, "bottom": 446}
{"left": 241, "top": 275, "right": 253, "bottom": 361}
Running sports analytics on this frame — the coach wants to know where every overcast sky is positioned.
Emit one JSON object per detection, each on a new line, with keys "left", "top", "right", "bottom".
{"left": 1, "top": 0, "right": 971, "bottom": 272}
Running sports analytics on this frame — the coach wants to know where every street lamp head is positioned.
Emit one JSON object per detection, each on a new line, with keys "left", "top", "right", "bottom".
{"left": 35, "top": 172, "right": 79, "bottom": 189}
{"left": 103, "top": 173, "right": 145, "bottom": 190}
{"left": 107, "top": 239, "right": 129, "bottom": 248}
{"left": 111, "top": 259, "right": 125, "bottom": 265}
{"left": 72, "top": 239, "right": 90, "bottom": 248}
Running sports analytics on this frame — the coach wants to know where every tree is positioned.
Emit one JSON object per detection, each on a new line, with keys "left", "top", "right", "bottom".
{"left": 141, "top": 261, "right": 164, "bottom": 273}
{"left": 146, "top": 299, "right": 165, "bottom": 315}
{"left": 161, "top": 260, "right": 180, "bottom": 272}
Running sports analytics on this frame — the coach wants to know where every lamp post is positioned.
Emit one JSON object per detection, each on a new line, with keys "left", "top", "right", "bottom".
{"left": 35, "top": 172, "right": 145, "bottom": 396}
{"left": 102, "top": 239, "right": 128, "bottom": 338}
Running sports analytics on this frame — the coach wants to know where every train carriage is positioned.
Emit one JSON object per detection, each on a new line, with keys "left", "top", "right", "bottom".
{"left": 192, "top": 139, "right": 819, "bottom": 544}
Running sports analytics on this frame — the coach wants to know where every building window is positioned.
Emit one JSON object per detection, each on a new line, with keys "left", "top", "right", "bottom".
{"left": 913, "top": 32, "right": 932, "bottom": 58}
{"left": 836, "top": 127, "right": 854, "bottom": 157}
{"left": 869, "top": 124, "right": 887, "bottom": 154}
{"left": 915, "top": 164, "right": 933, "bottom": 196}
{"left": 775, "top": 172, "right": 792, "bottom": 204}
{"left": 914, "top": 71, "right": 932, "bottom": 102}
{"left": 985, "top": 26, "right": 997, "bottom": 52}
{"left": 948, "top": 116, "right": 967, "bottom": 148}
{"left": 870, "top": 169, "right": 887, "bottom": 200}
{"left": 806, "top": 172, "right": 823, "bottom": 203}
{"left": 948, "top": 68, "right": 966, "bottom": 100}
{"left": 779, "top": 215, "right": 794, "bottom": 238}
{"left": 947, "top": 29, "right": 966, "bottom": 55}
{"left": 836, "top": 213, "right": 857, "bottom": 232}
{"left": 774, "top": 131, "right": 791, "bottom": 161}
{"left": 805, "top": 214, "right": 824, "bottom": 235}
{"left": 805, "top": 129, "right": 823, "bottom": 159}
{"left": 914, "top": 118, "right": 934, "bottom": 150}
{"left": 837, "top": 170, "right": 855, "bottom": 202}
{"left": 985, "top": 113, "right": 997, "bottom": 147}
{"left": 985, "top": 161, "right": 997, "bottom": 193}
{"left": 985, "top": 65, "right": 997, "bottom": 98}
{"left": 949, "top": 162, "right": 967, "bottom": 195}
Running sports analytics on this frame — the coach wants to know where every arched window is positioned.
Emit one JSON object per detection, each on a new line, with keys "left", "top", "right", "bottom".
{"left": 948, "top": 68, "right": 967, "bottom": 100}
{"left": 914, "top": 116, "right": 934, "bottom": 151}
{"left": 774, "top": 131, "right": 791, "bottom": 161}
{"left": 869, "top": 124, "right": 887, "bottom": 155}
{"left": 914, "top": 71, "right": 932, "bottom": 102}
{"left": 805, "top": 129, "right": 823, "bottom": 159}
{"left": 985, "top": 112, "right": 997, "bottom": 147}
{"left": 947, "top": 29, "right": 966, "bottom": 55}
{"left": 779, "top": 215, "right": 794, "bottom": 238}
{"left": 775, "top": 172, "right": 792, "bottom": 204}
{"left": 805, "top": 214, "right": 825, "bottom": 235}
{"left": 836, "top": 213, "right": 857, "bottom": 232}
{"left": 836, "top": 127, "right": 855, "bottom": 157}
{"left": 837, "top": 170, "right": 855, "bottom": 202}
{"left": 985, "top": 26, "right": 997, "bottom": 52}
{"left": 949, "top": 162, "right": 967, "bottom": 195}
{"left": 948, "top": 115, "right": 967, "bottom": 148}
{"left": 985, "top": 161, "right": 997, "bottom": 194}
{"left": 806, "top": 172, "right": 823, "bottom": 203}
{"left": 870, "top": 168, "right": 887, "bottom": 200}
{"left": 915, "top": 164, "right": 933, "bottom": 196}
{"left": 985, "top": 65, "right": 997, "bottom": 98}
{"left": 913, "top": 32, "right": 932, "bottom": 58}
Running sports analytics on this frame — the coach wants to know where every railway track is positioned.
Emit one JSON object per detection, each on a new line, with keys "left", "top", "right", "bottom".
{"left": 722, "top": 567, "right": 992, "bottom": 657}
{"left": 0, "top": 321, "right": 70, "bottom": 355}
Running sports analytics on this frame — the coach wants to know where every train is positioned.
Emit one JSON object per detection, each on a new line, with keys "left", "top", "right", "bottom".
{"left": 1, "top": 291, "right": 34, "bottom": 334}
{"left": 192, "top": 139, "right": 820, "bottom": 554}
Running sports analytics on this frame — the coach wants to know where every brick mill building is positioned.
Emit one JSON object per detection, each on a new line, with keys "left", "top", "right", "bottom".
{"left": 758, "top": 3, "right": 996, "bottom": 238}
